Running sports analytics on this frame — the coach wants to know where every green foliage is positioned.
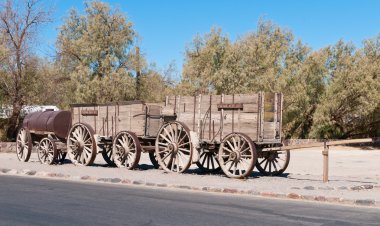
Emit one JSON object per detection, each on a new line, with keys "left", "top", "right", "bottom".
{"left": 181, "top": 20, "right": 379, "bottom": 139}
{"left": 310, "top": 40, "right": 380, "bottom": 138}
{"left": 56, "top": 0, "right": 137, "bottom": 104}
{"left": 182, "top": 20, "right": 328, "bottom": 138}
{"left": 0, "top": 118, "right": 9, "bottom": 141}
{"left": 183, "top": 27, "right": 230, "bottom": 94}
{"left": 2, "top": 0, "right": 378, "bottom": 139}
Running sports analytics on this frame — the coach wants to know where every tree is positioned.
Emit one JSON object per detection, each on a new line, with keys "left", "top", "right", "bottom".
{"left": 0, "top": 0, "right": 50, "bottom": 138}
{"left": 182, "top": 27, "right": 230, "bottom": 94}
{"left": 281, "top": 47, "right": 327, "bottom": 138}
{"left": 310, "top": 40, "right": 380, "bottom": 138}
{"left": 56, "top": 0, "right": 137, "bottom": 104}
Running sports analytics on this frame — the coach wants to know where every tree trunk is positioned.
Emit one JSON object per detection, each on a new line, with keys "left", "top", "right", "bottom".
{"left": 6, "top": 98, "right": 22, "bottom": 140}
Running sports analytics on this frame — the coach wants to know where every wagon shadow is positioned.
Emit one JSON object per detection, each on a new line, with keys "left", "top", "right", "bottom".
{"left": 138, "top": 164, "right": 157, "bottom": 170}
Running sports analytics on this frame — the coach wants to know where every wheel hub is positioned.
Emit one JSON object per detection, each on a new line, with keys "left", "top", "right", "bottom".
{"left": 168, "top": 143, "right": 178, "bottom": 153}
{"left": 229, "top": 151, "right": 241, "bottom": 162}
{"left": 74, "top": 141, "right": 84, "bottom": 152}
{"left": 267, "top": 151, "right": 277, "bottom": 161}
{"left": 121, "top": 145, "right": 130, "bottom": 154}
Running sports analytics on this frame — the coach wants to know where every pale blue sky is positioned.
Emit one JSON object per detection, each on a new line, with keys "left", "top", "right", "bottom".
{"left": 38, "top": 0, "right": 380, "bottom": 76}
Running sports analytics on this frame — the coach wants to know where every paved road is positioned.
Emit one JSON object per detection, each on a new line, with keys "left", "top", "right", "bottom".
{"left": 0, "top": 176, "right": 379, "bottom": 226}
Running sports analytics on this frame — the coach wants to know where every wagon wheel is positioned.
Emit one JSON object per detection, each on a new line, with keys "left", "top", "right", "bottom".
{"left": 218, "top": 133, "right": 257, "bottom": 178}
{"left": 67, "top": 123, "right": 97, "bottom": 166}
{"left": 57, "top": 151, "right": 67, "bottom": 164}
{"left": 155, "top": 121, "right": 192, "bottom": 173}
{"left": 149, "top": 152, "right": 159, "bottom": 169}
{"left": 256, "top": 144, "right": 290, "bottom": 176}
{"left": 101, "top": 143, "right": 116, "bottom": 167}
{"left": 112, "top": 131, "right": 141, "bottom": 169}
{"left": 16, "top": 128, "right": 32, "bottom": 162}
{"left": 196, "top": 148, "right": 221, "bottom": 173}
{"left": 37, "top": 138, "right": 58, "bottom": 165}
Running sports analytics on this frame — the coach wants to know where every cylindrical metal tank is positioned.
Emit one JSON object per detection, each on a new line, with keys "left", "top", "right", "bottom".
{"left": 22, "top": 111, "right": 72, "bottom": 139}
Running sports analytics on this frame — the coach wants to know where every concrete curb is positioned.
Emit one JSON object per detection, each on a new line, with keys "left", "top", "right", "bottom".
{"left": 0, "top": 167, "right": 378, "bottom": 208}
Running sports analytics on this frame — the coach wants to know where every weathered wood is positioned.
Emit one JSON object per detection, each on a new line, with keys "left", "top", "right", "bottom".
{"left": 162, "top": 92, "right": 282, "bottom": 143}
{"left": 262, "top": 138, "right": 375, "bottom": 152}
{"left": 323, "top": 142, "right": 329, "bottom": 183}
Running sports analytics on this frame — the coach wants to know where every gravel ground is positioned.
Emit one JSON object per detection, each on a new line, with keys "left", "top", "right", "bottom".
{"left": 1, "top": 145, "right": 380, "bottom": 207}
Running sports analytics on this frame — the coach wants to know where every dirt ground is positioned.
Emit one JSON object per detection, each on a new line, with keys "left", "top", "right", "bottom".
{"left": 1, "top": 145, "right": 380, "bottom": 206}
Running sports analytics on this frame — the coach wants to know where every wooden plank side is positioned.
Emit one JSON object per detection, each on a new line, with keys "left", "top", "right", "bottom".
{"left": 263, "top": 122, "right": 275, "bottom": 139}
{"left": 235, "top": 94, "right": 259, "bottom": 104}
{"left": 116, "top": 103, "right": 146, "bottom": 135}
{"left": 164, "top": 93, "right": 271, "bottom": 142}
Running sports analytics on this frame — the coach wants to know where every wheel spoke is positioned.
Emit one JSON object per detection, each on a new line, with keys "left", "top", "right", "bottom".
{"left": 163, "top": 127, "right": 174, "bottom": 142}
{"left": 159, "top": 133, "right": 172, "bottom": 144}
{"left": 226, "top": 140, "right": 234, "bottom": 151}
{"left": 161, "top": 151, "right": 171, "bottom": 161}
{"left": 178, "top": 142, "right": 189, "bottom": 148}
{"left": 222, "top": 146, "right": 232, "bottom": 153}
{"left": 178, "top": 148, "right": 190, "bottom": 154}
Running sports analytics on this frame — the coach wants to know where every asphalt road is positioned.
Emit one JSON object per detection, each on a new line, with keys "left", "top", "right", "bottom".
{"left": 0, "top": 176, "right": 379, "bottom": 226}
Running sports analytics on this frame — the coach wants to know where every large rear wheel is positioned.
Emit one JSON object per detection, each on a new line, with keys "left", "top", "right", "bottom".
{"left": 67, "top": 123, "right": 97, "bottom": 166}
{"left": 155, "top": 121, "right": 192, "bottom": 173}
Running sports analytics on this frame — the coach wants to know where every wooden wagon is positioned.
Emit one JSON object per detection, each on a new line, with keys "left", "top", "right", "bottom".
{"left": 16, "top": 92, "right": 290, "bottom": 179}
{"left": 68, "top": 101, "right": 176, "bottom": 168}
{"left": 155, "top": 92, "right": 290, "bottom": 178}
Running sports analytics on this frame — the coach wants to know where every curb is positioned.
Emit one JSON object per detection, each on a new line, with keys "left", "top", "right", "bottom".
{"left": 0, "top": 167, "right": 379, "bottom": 208}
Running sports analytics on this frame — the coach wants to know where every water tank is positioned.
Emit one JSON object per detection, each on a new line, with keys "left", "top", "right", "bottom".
{"left": 22, "top": 111, "right": 72, "bottom": 139}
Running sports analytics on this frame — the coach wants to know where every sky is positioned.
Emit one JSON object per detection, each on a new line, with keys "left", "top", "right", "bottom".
{"left": 38, "top": 0, "right": 380, "bottom": 77}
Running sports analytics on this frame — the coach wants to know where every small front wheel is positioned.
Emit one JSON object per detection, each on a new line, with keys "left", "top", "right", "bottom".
{"left": 101, "top": 143, "right": 116, "bottom": 167}
{"left": 112, "top": 131, "right": 141, "bottom": 169}
{"left": 37, "top": 138, "right": 58, "bottom": 165}
{"left": 218, "top": 133, "right": 257, "bottom": 178}
{"left": 256, "top": 144, "right": 290, "bottom": 176}
{"left": 196, "top": 148, "right": 221, "bottom": 173}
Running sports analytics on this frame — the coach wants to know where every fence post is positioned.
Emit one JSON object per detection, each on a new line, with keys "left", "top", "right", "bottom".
{"left": 322, "top": 140, "right": 329, "bottom": 183}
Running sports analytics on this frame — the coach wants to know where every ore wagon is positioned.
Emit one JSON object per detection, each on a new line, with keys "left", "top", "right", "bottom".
{"left": 155, "top": 92, "right": 290, "bottom": 178}
{"left": 16, "top": 92, "right": 290, "bottom": 179}
{"left": 68, "top": 101, "right": 176, "bottom": 168}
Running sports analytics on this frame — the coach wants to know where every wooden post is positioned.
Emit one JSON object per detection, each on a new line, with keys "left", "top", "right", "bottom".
{"left": 322, "top": 141, "right": 329, "bottom": 183}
